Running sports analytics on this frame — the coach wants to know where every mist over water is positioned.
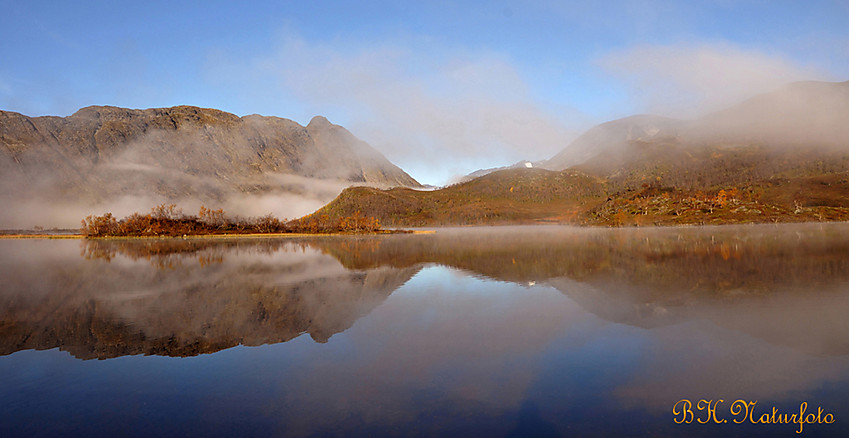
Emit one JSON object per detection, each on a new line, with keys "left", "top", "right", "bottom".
{"left": 2, "top": 224, "right": 848, "bottom": 436}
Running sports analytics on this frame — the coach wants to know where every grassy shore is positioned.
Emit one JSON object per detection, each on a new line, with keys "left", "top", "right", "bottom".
{"left": 0, "top": 234, "right": 84, "bottom": 239}
{"left": 0, "top": 229, "right": 433, "bottom": 240}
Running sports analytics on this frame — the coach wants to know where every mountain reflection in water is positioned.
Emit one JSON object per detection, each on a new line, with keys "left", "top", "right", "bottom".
{"left": 1, "top": 224, "right": 848, "bottom": 436}
{"left": 0, "top": 239, "right": 420, "bottom": 358}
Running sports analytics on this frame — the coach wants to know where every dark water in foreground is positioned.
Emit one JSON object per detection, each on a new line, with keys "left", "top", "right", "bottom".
{"left": 2, "top": 224, "right": 849, "bottom": 437}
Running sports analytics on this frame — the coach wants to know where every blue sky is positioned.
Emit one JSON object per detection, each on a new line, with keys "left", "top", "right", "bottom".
{"left": 2, "top": 0, "right": 848, "bottom": 185}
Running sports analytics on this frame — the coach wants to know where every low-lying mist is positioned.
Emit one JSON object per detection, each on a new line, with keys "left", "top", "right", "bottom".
{"left": 546, "top": 79, "right": 849, "bottom": 172}
{"left": 0, "top": 169, "right": 352, "bottom": 229}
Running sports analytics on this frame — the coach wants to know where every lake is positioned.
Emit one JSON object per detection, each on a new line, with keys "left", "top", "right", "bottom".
{"left": 2, "top": 224, "right": 849, "bottom": 437}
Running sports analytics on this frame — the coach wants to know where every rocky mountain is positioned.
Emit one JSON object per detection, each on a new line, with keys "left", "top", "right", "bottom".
{"left": 308, "top": 80, "right": 849, "bottom": 227}
{"left": 0, "top": 105, "right": 419, "bottom": 226}
{"left": 542, "top": 80, "right": 849, "bottom": 189}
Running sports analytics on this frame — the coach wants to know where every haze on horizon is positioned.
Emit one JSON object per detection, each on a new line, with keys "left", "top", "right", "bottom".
{"left": 2, "top": 1, "right": 848, "bottom": 186}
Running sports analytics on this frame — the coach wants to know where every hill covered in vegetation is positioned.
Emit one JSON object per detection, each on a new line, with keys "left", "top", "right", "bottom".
{"left": 307, "top": 167, "right": 849, "bottom": 227}
{"left": 305, "top": 81, "right": 849, "bottom": 227}
{"left": 310, "top": 168, "right": 606, "bottom": 226}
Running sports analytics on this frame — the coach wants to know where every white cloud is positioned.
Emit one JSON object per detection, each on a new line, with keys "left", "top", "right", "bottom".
{"left": 206, "top": 35, "right": 584, "bottom": 185}
{"left": 597, "top": 43, "right": 829, "bottom": 118}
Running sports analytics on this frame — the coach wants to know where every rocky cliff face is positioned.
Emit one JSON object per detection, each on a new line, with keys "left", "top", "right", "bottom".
{"left": 0, "top": 106, "right": 419, "bottom": 225}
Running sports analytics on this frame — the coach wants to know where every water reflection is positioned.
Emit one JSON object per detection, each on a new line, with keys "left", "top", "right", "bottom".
{"left": 2, "top": 224, "right": 849, "bottom": 360}
{"left": 1, "top": 224, "right": 848, "bottom": 436}
{"left": 313, "top": 224, "right": 849, "bottom": 356}
{"left": 0, "top": 238, "right": 419, "bottom": 359}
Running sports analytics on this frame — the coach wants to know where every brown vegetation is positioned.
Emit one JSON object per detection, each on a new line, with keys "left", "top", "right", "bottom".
{"left": 309, "top": 168, "right": 606, "bottom": 227}
{"left": 308, "top": 167, "right": 849, "bottom": 228}
{"left": 80, "top": 204, "right": 384, "bottom": 237}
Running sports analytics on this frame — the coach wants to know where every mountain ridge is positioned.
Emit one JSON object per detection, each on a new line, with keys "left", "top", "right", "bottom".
{"left": 1, "top": 105, "right": 419, "bottom": 187}
{"left": 544, "top": 80, "right": 849, "bottom": 173}
{"left": 0, "top": 105, "right": 420, "bottom": 227}
{"left": 307, "top": 80, "right": 849, "bottom": 227}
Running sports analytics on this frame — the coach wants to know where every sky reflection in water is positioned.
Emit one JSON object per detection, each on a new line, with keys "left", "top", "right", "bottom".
{"left": 1, "top": 224, "right": 849, "bottom": 437}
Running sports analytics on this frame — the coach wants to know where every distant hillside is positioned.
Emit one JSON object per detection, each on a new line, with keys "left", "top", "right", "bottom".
{"left": 544, "top": 114, "right": 682, "bottom": 172}
{"left": 311, "top": 168, "right": 606, "bottom": 226}
{"left": 696, "top": 80, "right": 849, "bottom": 148}
{"left": 308, "top": 81, "right": 849, "bottom": 227}
{"left": 543, "top": 80, "right": 849, "bottom": 191}
{"left": 308, "top": 166, "right": 849, "bottom": 227}
{"left": 458, "top": 160, "right": 541, "bottom": 183}
{"left": 0, "top": 105, "right": 419, "bottom": 226}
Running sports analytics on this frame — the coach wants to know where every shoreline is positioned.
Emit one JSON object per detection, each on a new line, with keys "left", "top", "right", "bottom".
{"left": 0, "top": 230, "right": 436, "bottom": 240}
{"left": 3, "top": 220, "right": 847, "bottom": 239}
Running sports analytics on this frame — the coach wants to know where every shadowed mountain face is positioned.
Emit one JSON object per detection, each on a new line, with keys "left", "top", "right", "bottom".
{"left": 2, "top": 224, "right": 848, "bottom": 359}
{"left": 0, "top": 239, "right": 419, "bottom": 359}
{"left": 0, "top": 105, "right": 419, "bottom": 227}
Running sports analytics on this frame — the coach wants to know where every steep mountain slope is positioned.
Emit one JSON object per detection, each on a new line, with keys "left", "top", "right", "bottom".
{"left": 0, "top": 105, "right": 418, "bottom": 214}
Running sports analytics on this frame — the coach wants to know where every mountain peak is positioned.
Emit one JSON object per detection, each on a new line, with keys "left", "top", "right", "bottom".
{"left": 70, "top": 105, "right": 126, "bottom": 118}
{"left": 307, "top": 115, "right": 332, "bottom": 129}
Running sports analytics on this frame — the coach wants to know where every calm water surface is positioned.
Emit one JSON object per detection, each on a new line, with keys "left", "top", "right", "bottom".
{"left": 2, "top": 224, "right": 849, "bottom": 437}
